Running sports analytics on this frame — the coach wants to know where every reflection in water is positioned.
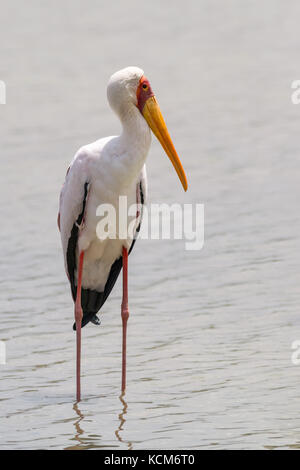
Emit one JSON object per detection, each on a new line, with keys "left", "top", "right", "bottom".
{"left": 64, "top": 403, "right": 86, "bottom": 450}
{"left": 64, "top": 395, "right": 132, "bottom": 450}
{"left": 115, "top": 393, "right": 132, "bottom": 450}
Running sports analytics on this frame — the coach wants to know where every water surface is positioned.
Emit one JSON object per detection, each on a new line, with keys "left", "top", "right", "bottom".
{"left": 1, "top": 0, "right": 300, "bottom": 450}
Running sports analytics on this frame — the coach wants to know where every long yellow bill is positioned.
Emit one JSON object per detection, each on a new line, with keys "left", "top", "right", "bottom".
{"left": 142, "top": 96, "right": 188, "bottom": 192}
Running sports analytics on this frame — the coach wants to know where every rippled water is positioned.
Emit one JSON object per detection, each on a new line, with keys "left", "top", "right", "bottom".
{"left": 1, "top": 0, "right": 300, "bottom": 450}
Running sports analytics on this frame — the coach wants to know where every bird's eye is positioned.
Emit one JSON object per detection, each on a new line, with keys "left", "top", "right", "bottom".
{"left": 142, "top": 83, "right": 148, "bottom": 90}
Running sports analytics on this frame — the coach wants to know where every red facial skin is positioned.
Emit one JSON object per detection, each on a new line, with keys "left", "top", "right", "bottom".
{"left": 136, "top": 75, "right": 155, "bottom": 113}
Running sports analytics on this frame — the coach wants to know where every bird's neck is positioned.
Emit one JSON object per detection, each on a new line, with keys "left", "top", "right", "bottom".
{"left": 118, "top": 104, "right": 151, "bottom": 182}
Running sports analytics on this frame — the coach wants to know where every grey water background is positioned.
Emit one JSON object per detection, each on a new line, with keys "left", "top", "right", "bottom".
{"left": 0, "top": 0, "right": 300, "bottom": 450}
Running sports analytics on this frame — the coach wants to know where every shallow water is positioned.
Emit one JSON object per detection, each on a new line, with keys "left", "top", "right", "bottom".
{"left": 1, "top": 0, "right": 300, "bottom": 450}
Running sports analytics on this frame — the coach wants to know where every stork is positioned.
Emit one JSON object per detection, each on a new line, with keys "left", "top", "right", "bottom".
{"left": 58, "top": 67, "right": 187, "bottom": 401}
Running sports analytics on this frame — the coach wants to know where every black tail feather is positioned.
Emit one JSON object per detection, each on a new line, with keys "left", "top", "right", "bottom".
{"left": 73, "top": 312, "right": 101, "bottom": 331}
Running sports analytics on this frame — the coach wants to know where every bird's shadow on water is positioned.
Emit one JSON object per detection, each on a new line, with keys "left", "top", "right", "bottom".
{"left": 64, "top": 393, "right": 132, "bottom": 450}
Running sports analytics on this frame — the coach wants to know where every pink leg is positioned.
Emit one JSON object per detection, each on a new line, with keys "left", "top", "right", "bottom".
{"left": 75, "top": 251, "right": 84, "bottom": 402}
{"left": 121, "top": 246, "right": 129, "bottom": 392}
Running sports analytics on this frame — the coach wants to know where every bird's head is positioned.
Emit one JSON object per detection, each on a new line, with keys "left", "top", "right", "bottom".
{"left": 107, "top": 66, "right": 188, "bottom": 192}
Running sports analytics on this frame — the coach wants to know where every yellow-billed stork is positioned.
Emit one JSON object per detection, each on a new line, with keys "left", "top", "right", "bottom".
{"left": 58, "top": 67, "right": 187, "bottom": 401}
